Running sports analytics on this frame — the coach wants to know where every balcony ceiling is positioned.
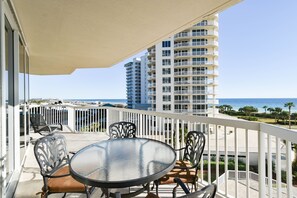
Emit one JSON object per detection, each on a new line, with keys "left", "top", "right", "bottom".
{"left": 11, "top": 0, "right": 240, "bottom": 75}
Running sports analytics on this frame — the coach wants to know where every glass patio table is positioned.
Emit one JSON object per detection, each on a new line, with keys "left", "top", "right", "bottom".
{"left": 69, "top": 138, "right": 176, "bottom": 197}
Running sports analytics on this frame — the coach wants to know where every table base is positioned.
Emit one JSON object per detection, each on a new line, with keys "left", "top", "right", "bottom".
{"left": 102, "top": 183, "right": 150, "bottom": 198}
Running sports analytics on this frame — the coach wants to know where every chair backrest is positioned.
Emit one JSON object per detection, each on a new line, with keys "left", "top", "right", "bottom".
{"left": 34, "top": 134, "right": 69, "bottom": 177}
{"left": 183, "top": 131, "right": 205, "bottom": 168}
{"left": 109, "top": 121, "right": 136, "bottom": 139}
{"left": 30, "top": 113, "right": 47, "bottom": 131}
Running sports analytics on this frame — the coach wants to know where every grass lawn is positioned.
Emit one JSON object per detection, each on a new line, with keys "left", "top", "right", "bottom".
{"left": 229, "top": 115, "right": 297, "bottom": 130}
{"left": 257, "top": 117, "right": 276, "bottom": 124}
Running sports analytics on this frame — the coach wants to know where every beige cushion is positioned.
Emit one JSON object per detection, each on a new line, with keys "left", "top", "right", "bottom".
{"left": 159, "top": 160, "right": 197, "bottom": 184}
{"left": 44, "top": 166, "right": 86, "bottom": 193}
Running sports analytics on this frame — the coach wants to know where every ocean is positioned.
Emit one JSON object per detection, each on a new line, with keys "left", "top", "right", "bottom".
{"left": 66, "top": 98, "right": 297, "bottom": 113}
{"left": 219, "top": 98, "right": 297, "bottom": 113}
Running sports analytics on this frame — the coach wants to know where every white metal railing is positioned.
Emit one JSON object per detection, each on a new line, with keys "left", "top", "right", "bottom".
{"left": 174, "top": 90, "right": 190, "bottom": 94}
{"left": 174, "top": 42, "right": 190, "bottom": 48}
{"left": 174, "top": 41, "right": 218, "bottom": 48}
{"left": 174, "top": 30, "right": 218, "bottom": 39}
{"left": 174, "top": 52, "right": 217, "bottom": 57}
{"left": 174, "top": 81, "right": 190, "bottom": 85}
{"left": 174, "top": 61, "right": 219, "bottom": 67}
{"left": 30, "top": 105, "right": 297, "bottom": 198}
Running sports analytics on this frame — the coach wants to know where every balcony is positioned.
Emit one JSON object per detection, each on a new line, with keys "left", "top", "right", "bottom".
{"left": 15, "top": 104, "right": 297, "bottom": 197}
{"left": 174, "top": 100, "right": 191, "bottom": 104}
{"left": 174, "top": 81, "right": 190, "bottom": 85}
{"left": 174, "top": 41, "right": 219, "bottom": 49}
{"left": 174, "top": 90, "right": 190, "bottom": 94}
{"left": 174, "top": 61, "right": 218, "bottom": 67}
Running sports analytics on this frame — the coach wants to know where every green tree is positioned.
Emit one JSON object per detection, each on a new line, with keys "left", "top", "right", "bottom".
{"left": 263, "top": 105, "right": 268, "bottom": 114}
{"left": 267, "top": 107, "right": 275, "bottom": 114}
{"left": 284, "top": 102, "right": 295, "bottom": 129}
{"left": 218, "top": 105, "right": 233, "bottom": 114}
{"left": 238, "top": 106, "right": 258, "bottom": 117}
{"left": 274, "top": 107, "right": 283, "bottom": 122}
{"left": 291, "top": 113, "right": 297, "bottom": 125}
{"left": 280, "top": 111, "right": 289, "bottom": 125}
{"left": 225, "top": 105, "right": 233, "bottom": 112}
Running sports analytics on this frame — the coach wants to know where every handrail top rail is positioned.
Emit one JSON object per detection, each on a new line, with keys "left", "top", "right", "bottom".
{"left": 30, "top": 104, "right": 297, "bottom": 142}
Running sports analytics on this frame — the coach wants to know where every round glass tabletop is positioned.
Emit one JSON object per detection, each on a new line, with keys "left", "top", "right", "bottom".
{"left": 70, "top": 138, "right": 176, "bottom": 188}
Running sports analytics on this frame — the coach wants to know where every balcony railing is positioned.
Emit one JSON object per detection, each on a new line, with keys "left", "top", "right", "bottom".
{"left": 174, "top": 41, "right": 218, "bottom": 48}
{"left": 30, "top": 104, "right": 297, "bottom": 198}
{"left": 174, "top": 61, "right": 218, "bottom": 67}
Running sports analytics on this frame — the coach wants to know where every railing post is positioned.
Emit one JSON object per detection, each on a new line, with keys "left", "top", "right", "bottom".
{"left": 67, "top": 106, "right": 76, "bottom": 132}
{"left": 106, "top": 108, "right": 110, "bottom": 135}
{"left": 258, "top": 128, "right": 266, "bottom": 198}
{"left": 175, "top": 119, "right": 180, "bottom": 159}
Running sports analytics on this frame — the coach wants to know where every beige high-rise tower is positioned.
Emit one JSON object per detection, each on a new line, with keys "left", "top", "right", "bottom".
{"left": 147, "top": 14, "right": 219, "bottom": 116}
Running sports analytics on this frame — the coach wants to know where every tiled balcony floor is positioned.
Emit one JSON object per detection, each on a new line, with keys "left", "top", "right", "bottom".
{"left": 14, "top": 132, "right": 188, "bottom": 198}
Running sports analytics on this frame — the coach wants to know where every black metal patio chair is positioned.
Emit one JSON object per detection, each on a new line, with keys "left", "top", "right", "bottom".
{"left": 146, "top": 177, "right": 216, "bottom": 198}
{"left": 154, "top": 131, "right": 206, "bottom": 195}
{"left": 34, "top": 134, "right": 93, "bottom": 198}
{"left": 30, "top": 113, "right": 62, "bottom": 136}
{"left": 109, "top": 121, "right": 137, "bottom": 139}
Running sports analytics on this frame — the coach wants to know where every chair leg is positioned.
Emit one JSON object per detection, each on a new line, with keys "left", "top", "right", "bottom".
{"left": 151, "top": 181, "right": 155, "bottom": 190}
{"left": 62, "top": 193, "right": 67, "bottom": 198}
{"left": 155, "top": 182, "right": 159, "bottom": 196}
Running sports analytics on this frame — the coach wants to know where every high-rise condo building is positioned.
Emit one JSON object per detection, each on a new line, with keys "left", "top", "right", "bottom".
{"left": 147, "top": 14, "right": 219, "bottom": 116}
{"left": 125, "top": 55, "right": 149, "bottom": 110}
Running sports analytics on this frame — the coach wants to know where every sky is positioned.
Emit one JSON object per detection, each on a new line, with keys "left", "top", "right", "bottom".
{"left": 30, "top": 0, "right": 297, "bottom": 99}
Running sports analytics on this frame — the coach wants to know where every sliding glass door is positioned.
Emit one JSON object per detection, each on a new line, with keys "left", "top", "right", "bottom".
{"left": 5, "top": 17, "right": 14, "bottom": 184}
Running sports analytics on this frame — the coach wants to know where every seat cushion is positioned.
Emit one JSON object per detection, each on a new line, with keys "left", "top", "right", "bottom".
{"left": 44, "top": 166, "right": 86, "bottom": 193}
{"left": 159, "top": 160, "right": 197, "bottom": 184}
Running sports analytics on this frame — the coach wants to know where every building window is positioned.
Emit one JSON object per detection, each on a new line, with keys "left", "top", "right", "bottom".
{"left": 192, "top": 29, "right": 208, "bottom": 36}
{"left": 162, "top": 86, "right": 171, "bottom": 93}
{"left": 196, "top": 20, "right": 208, "bottom": 26}
{"left": 192, "top": 48, "right": 207, "bottom": 55}
{"left": 162, "top": 59, "right": 171, "bottom": 66}
{"left": 163, "top": 95, "right": 171, "bottom": 102}
{"left": 162, "top": 50, "right": 171, "bottom": 56}
{"left": 162, "top": 41, "right": 171, "bottom": 47}
{"left": 193, "top": 57, "right": 207, "bottom": 65}
{"left": 162, "top": 77, "right": 171, "bottom": 84}
{"left": 162, "top": 68, "right": 171, "bottom": 75}
{"left": 192, "top": 38, "right": 207, "bottom": 46}
{"left": 163, "top": 104, "right": 171, "bottom": 111}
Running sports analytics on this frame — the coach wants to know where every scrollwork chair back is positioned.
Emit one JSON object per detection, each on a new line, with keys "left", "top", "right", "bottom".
{"left": 109, "top": 121, "right": 137, "bottom": 139}
{"left": 34, "top": 134, "right": 69, "bottom": 176}
{"left": 183, "top": 131, "right": 206, "bottom": 168}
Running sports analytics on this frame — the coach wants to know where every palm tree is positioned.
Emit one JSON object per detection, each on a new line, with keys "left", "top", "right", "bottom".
{"left": 267, "top": 107, "right": 275, "bottom": 114}
{"left": 291, "top": 113, "right": 297, "bottom": 125}
{"left": 284, "top": 102, "right": 295, "bottom": 129}
{"left": 274, "top": 107, "right": 283, "bottom": 123}
{"left": 262, "top": 105, "right": 268, "bottom": 114}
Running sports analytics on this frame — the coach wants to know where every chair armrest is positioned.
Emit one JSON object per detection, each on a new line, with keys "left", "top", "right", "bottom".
{"left": 172, "top": 177, "right": 190, "bottom": 198}
{"left": 46, "top": 173, "right": 71, "bottom": 178}
{"left": 69, "top": 151, "right": 76, "bottom": 155}
{"left": 37, "top": 126, "right": 53, "bottom": 134}
{"left": 174, "top": 147, "right": 185, "bottom": 152}
{"left": 58, "top": 123, "right": 63, "bottom": 130}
